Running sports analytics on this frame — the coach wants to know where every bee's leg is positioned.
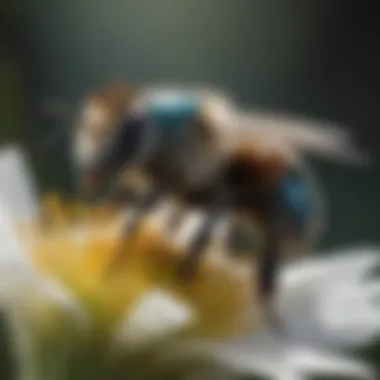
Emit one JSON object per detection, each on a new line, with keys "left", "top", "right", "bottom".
{"left": 122, "top": 181, "right": 168, "bottom": 237}
{"left": 164, "top": 201, "right": 185, "bottom": 236}
{"left": 256, "top": 186, "right": 287, "bottom": 335}
{"left": 106, "top": 183, "right": 167, "bottom": 276}
{"left": 178, "top": 191, "right": 230, "bottom": 280}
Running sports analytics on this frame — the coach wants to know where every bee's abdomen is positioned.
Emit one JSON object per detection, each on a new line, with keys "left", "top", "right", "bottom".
{"left": 224, "top": 150, "right": 285, "bottom": 210}
{"left": 224, "top": 151, "right": 315, "bottom": 241}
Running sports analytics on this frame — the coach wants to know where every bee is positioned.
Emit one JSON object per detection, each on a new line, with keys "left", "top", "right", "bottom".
{"left": 72, "top": 82, "right": 365, "bottom": 331}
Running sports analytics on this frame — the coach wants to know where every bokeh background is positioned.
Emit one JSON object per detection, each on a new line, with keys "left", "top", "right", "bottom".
{"left": 1, "top": 0, "right": 379, "bottom": 378}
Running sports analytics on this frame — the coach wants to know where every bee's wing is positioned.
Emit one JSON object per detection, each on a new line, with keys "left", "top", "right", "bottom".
{"left": 231, "top": 111, "right": 369, "bottom": 166}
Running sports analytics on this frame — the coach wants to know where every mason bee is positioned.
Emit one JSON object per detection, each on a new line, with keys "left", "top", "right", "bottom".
{"left": 72, "top": 81, "right": 365, "bottom": 331}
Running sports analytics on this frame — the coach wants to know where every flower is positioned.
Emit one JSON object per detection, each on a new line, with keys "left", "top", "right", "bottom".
{"left": 0, "top": 144, "right": 379, "bottom": 380}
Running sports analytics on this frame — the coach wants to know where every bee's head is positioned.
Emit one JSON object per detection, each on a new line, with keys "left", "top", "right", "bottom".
{"left": 72, "top": 82, "right": 141, "bottom": 195}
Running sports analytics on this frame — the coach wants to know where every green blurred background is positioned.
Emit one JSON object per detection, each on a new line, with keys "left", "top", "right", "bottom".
{"left": 1, "top": 0, "right": 379, "bottom": 378}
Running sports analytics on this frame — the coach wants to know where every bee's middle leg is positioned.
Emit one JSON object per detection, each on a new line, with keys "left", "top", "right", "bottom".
{"left": 177, "top": 192, "right": 230, "bottom": 280}
{"left": 164, "top": 201, "right": 186, "bottom": 236}
{"left": 106, "top": 183, "right": 167, "bottom": 277}
{"left": 122, "top": 182, "right": 168, "bottom": 237}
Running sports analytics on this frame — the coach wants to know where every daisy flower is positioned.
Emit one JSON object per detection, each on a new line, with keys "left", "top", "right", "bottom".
{"left": 0, "top": 144, "right": 379, "bottom": 380}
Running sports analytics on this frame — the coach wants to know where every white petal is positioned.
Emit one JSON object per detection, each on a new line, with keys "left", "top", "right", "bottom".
{"left": 0, "top": 196, "right": 88, "bottom": 325}
{"left": 114, "top": 289, "right": 196, "bottom": 349}
{"left": 168, "top": 334, "right": 373, "bottom": 380}
{"left": 0, "top": 206, "right": 89, "bottom": 380}
{"left": 0, "top": 145, "right": 39, "bottom": 222}
{"left": 281, "top": 247, "right": 380, "bottom": 292}
{"left": 315, "top": 280, "right": 380, "bottom": 348}
{"left": 2, "top": 280, "right": 89, "bottom": 380}
{"left": 277, "top": 247, "right": 380, "bottom": 350}
{"left": 361, "top": 282, "right": 380, "bottom": 301}
{"left": 0, "top": 268, "right": 89, "bottom": 380}
{"left": 290, "top": 347, "right": 374, "bottom": 379}
{"left": 0, "top": 201, "right": 27, "bottom": 267}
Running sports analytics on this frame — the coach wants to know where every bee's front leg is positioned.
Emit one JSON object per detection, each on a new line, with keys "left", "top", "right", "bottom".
{"left": 177, "top": 190, "right": 230, "bottom": 280}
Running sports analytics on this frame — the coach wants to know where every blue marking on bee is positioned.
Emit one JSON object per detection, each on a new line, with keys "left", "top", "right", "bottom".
{"left": 147, "top": 94, "right": 200, "bottom": 138}
{"left": 280, "top": 174, "right": 311, "bottom": 228}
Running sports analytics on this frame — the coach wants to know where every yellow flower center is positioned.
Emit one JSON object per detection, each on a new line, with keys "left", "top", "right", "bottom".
{"left": 16, "top": 194, "right": 262, "bottom": 339}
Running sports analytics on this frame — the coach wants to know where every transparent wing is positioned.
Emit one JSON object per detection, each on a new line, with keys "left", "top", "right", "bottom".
{"left": 231, "top": 110, "right": 369, "bottom": 165}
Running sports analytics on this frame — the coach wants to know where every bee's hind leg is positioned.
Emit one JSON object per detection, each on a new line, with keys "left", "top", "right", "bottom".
{"left": 256, "top": 187, "right": 287, "bottom": 336}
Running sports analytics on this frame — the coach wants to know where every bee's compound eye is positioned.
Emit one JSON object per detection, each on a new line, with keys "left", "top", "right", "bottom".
{"left": 115, "top": 115, "right": 147, "bottom": 156}
{"left": 89, "top": 114, "right": 149, "bottom": 178}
